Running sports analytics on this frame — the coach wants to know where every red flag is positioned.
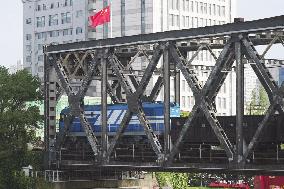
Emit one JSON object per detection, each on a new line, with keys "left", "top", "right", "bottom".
{"left": 90, "top": 6, "right": 110, "bottom": 28}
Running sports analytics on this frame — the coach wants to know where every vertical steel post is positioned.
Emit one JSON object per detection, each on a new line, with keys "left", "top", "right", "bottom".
{"left": 175, "top": 71, "right": 180, "bottom": 105}
{"left": 163, "top": 44, "right": 171, "bottom": 155}
{"left": 44, "top": 49, "right": 57, "bottom": 169}
{"left": 44, "top": 46, "right": 50, "bottom": 169}
{"left": 235, "top": 38, "right": 244, "bottom": 163}
{"left": 101, "top": 50, "right": 108, "bottom": 160}
{"left": 103, "top": 0, "right": 108, "bottom": 39}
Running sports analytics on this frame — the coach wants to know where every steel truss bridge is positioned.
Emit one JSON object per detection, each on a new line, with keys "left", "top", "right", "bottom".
{"left": 44, "top": 15, "right": 284, "bottom": 175}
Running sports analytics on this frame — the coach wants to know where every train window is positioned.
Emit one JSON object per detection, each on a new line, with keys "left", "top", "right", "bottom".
{"left": 91, "top": 112, "right": 94, "bottom": 117}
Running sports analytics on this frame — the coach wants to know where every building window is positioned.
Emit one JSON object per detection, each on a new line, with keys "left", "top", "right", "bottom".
{"left": 185, "top": 0, "right": 189, "bottom": 11}
{"left": 176, "top": 0, "right": 179, "bottom": 10}
{"left": 187, "top": 96, "right": 190, "bottom": 108}
{"left": 76, "top": 10, "right": 83, "bottom": 18}
{"left": 38, "top": 55, "right": 44, "bottom": 62}
{"left": 223, "top": 98, "right": 226, "bottom": 109}
{"left": 218, "top": 97, "right": 221, "bottom": 109}
{"left": 169, "top": 14, "right": 174, "bottom": 26}
{"left": 169, "top": 0, "right": 173, "bottom": 9}
{"left": 26, "top": 34, "right": 32, "bottom": 41}
{"left": 185, "top": 16, "right": 189, "bottom": 27}
{"left": 76, "top": 27, "right": 83, "bottom": 34}
{"left": 26, "top": 56, "right": 31, "bottom": 62}
{"left": 26, "top": 18, "right": 32, "bottom": 24}
{"left": 36, "top": 16, "right": 45, "bottom": 27}
{"left": 221, "top": 6, "right": 225, "bottom": 16}
{"left": 209, "top": 4, "right": 211, "bottom": 15}
{"left": 50, "top": 3, "right": 54, "bottom": 9}
{"left": 182, "top": 96, "right": 185, "bottom": 108}
{"left": 49, "top": 14, "right": 58, "bottom": 26}
{"left": 38, "top": 44, "right": 43, "bottom": 51}
{"left": 213, "top": 4, "right": 216, "bottom": 15}
{"left": 195, "top": 1, "right": 198, "bottom": 13}
{"left": 190, "top": 1, "right": 194, "bottom": 12}
{"left": 38, "top": 66, "right": 44, "bottom": 73}
{"left": 173, "top": 15, "right": 179, "bottom": 27}
{"left": 43, "top": 4, "right": 46, "bottom": 10}
{"left": 49, "top": 30, "right": 60, "bottom": 37}
{"left": 63, "top": 28, "right": 72, "bottom": 36}
{"left": 36, "top": 32, "right": 47, "bottom": 40}
{"left": 182, "top": 80, "right": 185, "bottom": 92}
{"left": 61, "top": 12, "right": 71, "bottom": 24}
{"left": 37, "top": 5, "right": 41, "bottom": 11}
{"left": 217, "top": 5, "right": 221, "bottom": 16}
{"left": 26, "top": 45, "right": 31, "bottom": 52}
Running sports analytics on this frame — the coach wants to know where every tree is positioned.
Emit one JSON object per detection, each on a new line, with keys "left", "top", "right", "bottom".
{"left": 246, "top": 86, "right": 269, "bottom": 115}
{"left": 0, "top": 66, "right": 43, "bottom": 189}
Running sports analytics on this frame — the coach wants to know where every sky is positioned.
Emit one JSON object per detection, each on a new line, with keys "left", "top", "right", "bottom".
{"left": 0, "top": 0, "right": 283, "bottom": 67}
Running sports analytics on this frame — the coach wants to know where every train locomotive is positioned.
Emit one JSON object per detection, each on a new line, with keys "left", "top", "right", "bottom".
{"left": 58, "top": 102, "right": 284, "bottom": 163}
{"left": 59, "top": 102, "right": 180, "bottom": 135}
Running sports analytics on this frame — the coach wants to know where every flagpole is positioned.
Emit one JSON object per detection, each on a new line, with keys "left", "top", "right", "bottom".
{"left": 109, "top": 0, "right": 113, "bottom": 38}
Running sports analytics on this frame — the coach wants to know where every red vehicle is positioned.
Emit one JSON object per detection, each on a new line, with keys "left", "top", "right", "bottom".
{"left": 254, "top": 176, "right": 284, "bottom": 189}
{"left": 209, "top": 181, "right": 250, "bottom": 189}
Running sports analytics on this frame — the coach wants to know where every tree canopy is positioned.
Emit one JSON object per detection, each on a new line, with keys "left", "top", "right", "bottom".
{"left": 0, "top": 66, "right": 43, "bottom": 189}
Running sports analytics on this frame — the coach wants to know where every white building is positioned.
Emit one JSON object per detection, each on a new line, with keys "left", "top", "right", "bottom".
{"left": 23, "top": 0, "right": 237, "bottom": 115}
{"left": 23, "top": 0, "right": 89, "bottom": 81}
{"left": 9, "top": 60, "right": 23, "bottom": 74}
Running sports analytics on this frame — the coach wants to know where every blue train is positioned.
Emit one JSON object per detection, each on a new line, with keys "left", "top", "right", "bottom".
{"left": 59, "top": 102, "right": 180, "bottom": 134}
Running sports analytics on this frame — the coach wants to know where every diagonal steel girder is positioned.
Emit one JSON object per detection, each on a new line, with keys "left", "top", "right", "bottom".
{"left": 242, "top": 37, "right": 278, "bottom": 102}
{"left": 241, "top": 38, "right": 284, "bottom": 161}
{"left": 107, "top": 44, "right": 165, "bottom": 160}
{"left": 106, "top": 81, "right": 120, "bottom": 104}
{"left": 166, "top": 40, "right": 236, "bottom": 163}
{"left": 52, "top": 53, "right": 101, "bottom": 157}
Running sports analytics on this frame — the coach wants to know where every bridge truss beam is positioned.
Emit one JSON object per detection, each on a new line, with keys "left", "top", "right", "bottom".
{"left": 44, "top": 15, "right": 284, "bottom": 173}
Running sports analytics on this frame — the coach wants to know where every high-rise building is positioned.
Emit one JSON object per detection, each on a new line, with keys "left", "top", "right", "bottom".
{"left": 23, "top": 0, "right": 89, "bottom": 81}
{"left": 23, "top": 0, "right": 237, "bottom": 115}
{"left": 9, "top": 60, "right": 23, "bottom": 74}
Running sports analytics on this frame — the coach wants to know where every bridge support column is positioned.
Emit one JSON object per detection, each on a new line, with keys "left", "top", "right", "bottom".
{"left": 163, "top": 44, "right": 171, "bottom": 156}
{"left": 235, "top": 38, "right": 245, "bottom": 164}
{"left": 44, "top": 51, "right": 57, "bottom": 169}
{"left": 101, "top": 50, "right": 108, "bottom": 161}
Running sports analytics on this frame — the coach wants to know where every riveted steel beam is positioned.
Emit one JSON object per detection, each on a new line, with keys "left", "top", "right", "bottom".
{"left": 108, "top": 45, "right": 164, "bottom": 159}
{"left": 235, "top": 39, "right": 245, "bottom": 164}
{"left": 242, "top": 38, "right": 278, "bottom": 101}
{"left": 46, "top": 15, "right": 284, "bottom": 53}
{"left": 163, "top": 44, "right": 171, "bottom": 155}
{"left": 167, "top": 41, "right": 235, "bottom": 163}
{"left": 101, "top": 49, "right": 108, "bottom": 161}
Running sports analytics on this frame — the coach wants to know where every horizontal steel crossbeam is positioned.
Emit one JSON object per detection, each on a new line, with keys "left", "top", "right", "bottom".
{"left": 46, "top": 16, "right": 284, "bottom": 53}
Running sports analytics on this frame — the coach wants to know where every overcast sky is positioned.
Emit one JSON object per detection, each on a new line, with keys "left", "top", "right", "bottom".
{"left": 0, "top": 0, "right": 283, "bottom": 67}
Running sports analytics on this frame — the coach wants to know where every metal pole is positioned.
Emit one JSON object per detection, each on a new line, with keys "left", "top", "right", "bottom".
{"left": 101, "top": 50, "right": 108, "bottom": 160}
{"left": 103, "top": 0, "right": 108, "bottom": 39}
{"left": 164, "top": 44, "right": 171, "bottom": 155}
{"left": 235, "top": 38, "right": 244, "bottom": 164}
{"left": 175, "top": 71, "right": 180, "bottom": 105}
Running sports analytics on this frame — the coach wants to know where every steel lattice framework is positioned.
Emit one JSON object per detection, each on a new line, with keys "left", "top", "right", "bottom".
{"left": 44, "top": 15, "right": 284, "bottom": 173}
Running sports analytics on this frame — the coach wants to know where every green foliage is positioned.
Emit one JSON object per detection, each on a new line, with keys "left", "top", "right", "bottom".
{"left": 246, "top": 86, "right": 269, "bottom": 115}
{"left": 0, "top": 66, "right": 43, "bottom": 188}
{"left": 171, "top": 173, "right": 189, "bottom": 189}
{"left": 156, "top": 172, "right": 189, "bottom": 189}
{"left": 180, "top": 111, "right": 190, "bottom": 117}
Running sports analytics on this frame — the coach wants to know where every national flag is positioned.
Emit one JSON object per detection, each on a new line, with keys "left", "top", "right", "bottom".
{"left": 90, "top": 6, "right": 110, "bottom": 28}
